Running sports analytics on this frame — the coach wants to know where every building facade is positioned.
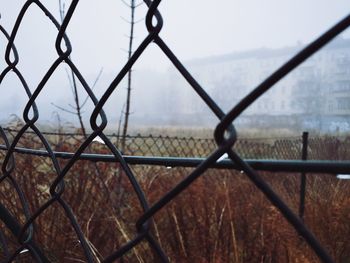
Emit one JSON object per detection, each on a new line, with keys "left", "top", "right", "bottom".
{"left": 166, "top": 37, "right": 350, "bottom": 132}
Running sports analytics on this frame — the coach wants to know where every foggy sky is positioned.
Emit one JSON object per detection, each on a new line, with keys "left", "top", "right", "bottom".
{"left": 1, "top": 1, "right": 350, "bottom": 128}
{"left": 2, "top": 0, "right": 350, "bottom": 75}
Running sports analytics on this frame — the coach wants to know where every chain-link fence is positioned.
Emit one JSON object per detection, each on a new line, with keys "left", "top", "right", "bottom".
{"left": 3, "top": 128, "right": 350, "bottom": 160}
{"left": 1, "top": 1, "right": 350, "bottom": 262}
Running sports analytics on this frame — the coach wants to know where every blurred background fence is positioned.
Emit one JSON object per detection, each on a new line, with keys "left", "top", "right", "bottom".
{"left": 3, "top": 127, "right": 350, "bottom": 160}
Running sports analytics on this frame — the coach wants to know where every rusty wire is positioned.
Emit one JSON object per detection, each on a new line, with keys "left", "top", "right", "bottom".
{"left": 0, "top": 1, "right": 350, "bottom": 262}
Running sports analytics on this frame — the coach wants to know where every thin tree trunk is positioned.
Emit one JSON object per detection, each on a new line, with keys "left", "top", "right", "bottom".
{"left": 121, "top": 0, "right": 135, "bottom": 152}
{"left": 59, "top": 0, "right": 87, "bottom": 138}
{"left": 71, "top": 72, "right": 87, "bottom": 138}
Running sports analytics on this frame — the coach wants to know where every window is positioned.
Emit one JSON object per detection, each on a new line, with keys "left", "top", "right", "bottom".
{"left": 281, "top": 101, "right": 285, "bottom": 110}
{"left": 337, "top": 97, "right": 350, "bottom": 110}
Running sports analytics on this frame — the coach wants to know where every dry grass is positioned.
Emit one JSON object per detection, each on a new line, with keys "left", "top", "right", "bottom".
{"left": 0, "top": 130, "right": 350, "bottom": 262}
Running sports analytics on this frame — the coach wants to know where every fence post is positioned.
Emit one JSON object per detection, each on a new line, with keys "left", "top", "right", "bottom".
{"left": 299, "top": 131, "right": 309, "bottom": 220}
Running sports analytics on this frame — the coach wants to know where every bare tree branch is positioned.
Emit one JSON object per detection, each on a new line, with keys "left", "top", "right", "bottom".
{"left": 51, "top": 103, "right": 77, "bottom": 115}
{"left": 135, "top": 2, "right": 143, "bottom": 8}
{"left": 65, "top": 67, "right": 75, "bottom": 96}
{"left": 57, "top": 0, "right": 86, "bottom": 138}
{"left": 121, "top": 0, "right": 131, "bottom": 8}
{"left": 134, "top": 18, "right": 144, "bottom": 24}
{"left": 68, "top": 103, "right": 76, "bottom": 110}
{"left": 80, "top": 68, "right": 104, "bottom": 108}
{"left": 120, "top": 48, "right": 129, "bottom": 54}
{"left": 120, "top": 16, "right": 131, "bottom": 24}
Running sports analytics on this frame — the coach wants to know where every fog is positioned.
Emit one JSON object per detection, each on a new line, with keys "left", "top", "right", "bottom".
{"left": 1, "top": 1, "right": 350, "bottom": 133}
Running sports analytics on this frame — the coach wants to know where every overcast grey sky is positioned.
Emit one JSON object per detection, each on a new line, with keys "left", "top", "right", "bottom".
{"left": 0, "top": 1, "right": 350, "bottom": 127}
{"left": 1, "top": 0, "right": 350, "bottom": 75}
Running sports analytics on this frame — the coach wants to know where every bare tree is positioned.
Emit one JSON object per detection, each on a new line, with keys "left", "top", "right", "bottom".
{"left": 120, "top": 0, "right": 143, "bottom": 151}
{"left": 52, "top": 0, "right": 103, "bottom": 138}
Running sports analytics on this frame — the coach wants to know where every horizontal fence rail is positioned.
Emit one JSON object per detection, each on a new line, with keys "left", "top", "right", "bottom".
{"left": 0, "top": 133, "right": 350, "bottom": 174}
{"left": 3, "top": 127, "right": 350, "bottom": 160}
{"left": 1, "top": 1, "right": 350, "bottom": 262}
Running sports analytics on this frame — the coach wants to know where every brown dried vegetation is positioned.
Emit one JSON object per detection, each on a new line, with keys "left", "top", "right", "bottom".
{"left": 1, "top": 129, "right": 350, "bottom": 262}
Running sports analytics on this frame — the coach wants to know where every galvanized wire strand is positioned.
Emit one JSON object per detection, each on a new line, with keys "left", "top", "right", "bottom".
{"left": 1, "top": 1, "right": 100, "bottom": 262}
{"left": 228, "top": 149, "right": 333, "bottom": 262}
{"left": 214, "top": 13, "right": 350, "bottom": 136}
{"left": 0, "top": 203, "right": 49, "bottom": 263}
{"left": 137, "top": 9, "right": 350, "bottom": 263}
{"left": 0, "top": 126, "right": 35, "bottom": 249}
{"left": 2, "top": 0, "right": 157, "bottom": 261}
{"left": 211, "top": 13, "right": 350, "bottom": 263}
{"left": 0, "top": 230, "right": 9, "bottom": 259}
{"left": 0, "top": 127, "right": 47, "bottom": 262}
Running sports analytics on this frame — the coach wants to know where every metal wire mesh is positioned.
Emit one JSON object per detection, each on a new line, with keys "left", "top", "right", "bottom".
{"left": 3, "top": 128, "right": 350, "bottom": 160}
{"left": 0, "top": 1, "right": 350, "bottom": 262}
